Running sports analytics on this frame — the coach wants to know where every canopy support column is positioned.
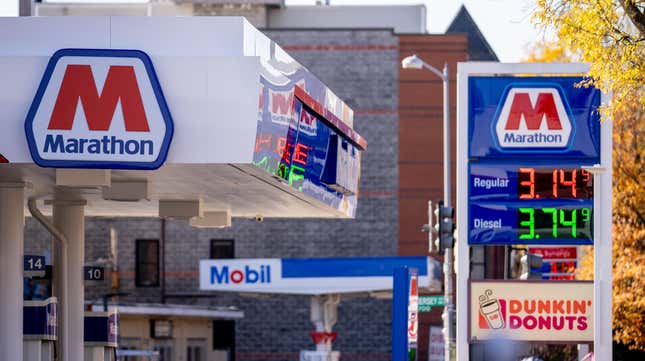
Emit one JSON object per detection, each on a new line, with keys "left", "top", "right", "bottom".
{"left": 52, "top": 199, "right": 86, "bottom": 361}
{"left": 0, "top": 183, "right": 25, "bottom": 361}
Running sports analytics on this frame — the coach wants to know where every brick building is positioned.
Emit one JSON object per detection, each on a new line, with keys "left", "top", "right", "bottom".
{"left": 23, "top": 2, "right": 496, "bottom": 361}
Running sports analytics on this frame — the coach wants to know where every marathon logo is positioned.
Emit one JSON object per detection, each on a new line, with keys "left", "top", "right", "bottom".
{"left": 210, "top": 265, "right": 272, "bottom": 284}
{"left": 494, "top": 87, "right": 572, "bottom": 149}
{"left": 268, "top": 88, "right": 296, "bottom": 127}
{"left": 25, "top": 49, "right": 173, "bottom": 169}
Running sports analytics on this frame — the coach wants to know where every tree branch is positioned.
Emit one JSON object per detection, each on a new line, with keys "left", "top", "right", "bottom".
{"left": 619, "top": 0, "right": 645, "bottom": 36}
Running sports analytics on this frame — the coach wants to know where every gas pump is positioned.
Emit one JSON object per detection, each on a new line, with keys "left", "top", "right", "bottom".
{"left": 84, "top": 310, "right": 119, "bottom": 361}
{"left": 23, "top": 297, "right": 57, "bottom": 361}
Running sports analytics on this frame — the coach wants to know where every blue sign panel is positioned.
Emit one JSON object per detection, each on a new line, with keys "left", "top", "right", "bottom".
{"left": 85, "top": 311, "right": 118, "bottom": 347}
{"left": 470, "top": 202, "right": 593, "bottom": 245}
{"left": 468, "top": 77, "right": 600, "bottom": 160}
{"left": 470, "top": 164, "right": 594, "bottom": 201}
{"left": 281, "top": 256, "right": 429, "bottom": 278}
{"left": 253, "top": 75, "right": 362, "bottom": 216}
{"left": 468, "top": 76, "right": 600, "bottom": 245}
{"left": 24, "top": 298, "right": 57, "bottom": 340}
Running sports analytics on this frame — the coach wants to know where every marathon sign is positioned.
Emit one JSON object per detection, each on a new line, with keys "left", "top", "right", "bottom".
{"left": 468, "top": 77, "right": 601, "bottom": 160}
{"left": 199, "top": 257, "right": 439, "bottom": 295}
{"left": 25, "top": 49, "right": 173, "bottom": 169}
{"left": 470, "top": 281, "right": 593, "bottom": 342}
{"left": 494, "top": 87, "right": 573, "bottom": 149}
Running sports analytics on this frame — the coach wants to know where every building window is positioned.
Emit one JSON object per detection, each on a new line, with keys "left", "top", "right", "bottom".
{"left": 187, "top": 338, "right": 206, "bottom": 361}
{"left": 136, "top": 239, "right": 159, "bottom": 287}
{"left": 213, "top": 320, "right": 235, "bottom": 361}
{"left": 210, "top": 239, "right": 234, "bottom": 259}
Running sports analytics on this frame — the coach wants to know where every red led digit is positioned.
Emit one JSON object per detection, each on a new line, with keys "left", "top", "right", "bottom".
{"left": 519, "top": 167, "right": 535, "bottom": 199}
{"left": 560, "top": 169, "right": 577, "bottom": 198}
{"left": 552, "top": 169, "right": 558, "bottom": 198}
{"left": 581, "top": 169, "right": 591, "bottom": 183}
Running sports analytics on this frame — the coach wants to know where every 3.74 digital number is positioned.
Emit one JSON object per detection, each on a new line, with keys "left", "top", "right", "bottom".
{"left": 518, "top": 207, "right": 592, "bottom": 240}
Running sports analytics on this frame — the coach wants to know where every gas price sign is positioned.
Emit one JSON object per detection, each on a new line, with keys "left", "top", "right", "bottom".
{"left": 467, "top": 76, "right": 601, "bottom": 245}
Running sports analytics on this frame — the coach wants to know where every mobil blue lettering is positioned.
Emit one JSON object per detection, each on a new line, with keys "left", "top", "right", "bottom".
{"left": 43, "top": 134, "right": 154, "bottom": 155}
{"left": 210, "top": 265, "right": 271, "bottom": 284}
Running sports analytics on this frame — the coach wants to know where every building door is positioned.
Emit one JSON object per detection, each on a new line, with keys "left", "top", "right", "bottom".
{"left": 153, "top": 339, "right": 174, "bottom": 361}
{"left": 186, "top": 338, "right": 207, "bottom": 361}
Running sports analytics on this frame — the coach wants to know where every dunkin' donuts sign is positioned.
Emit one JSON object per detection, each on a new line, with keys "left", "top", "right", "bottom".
{"left": 470, "top": 281, "right": 593, "bottom": 342}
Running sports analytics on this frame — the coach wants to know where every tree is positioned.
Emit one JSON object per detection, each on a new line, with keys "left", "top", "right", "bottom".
{"left": 533, "top": 0, "right": 645, "bottom": 114}
{"left": 530, "top": 0, "right": 645, "bottom": 351}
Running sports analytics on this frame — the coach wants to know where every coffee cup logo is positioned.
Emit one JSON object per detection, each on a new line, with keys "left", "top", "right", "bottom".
{"left": 479, "top": 289, "right": 505, "bottom": 329}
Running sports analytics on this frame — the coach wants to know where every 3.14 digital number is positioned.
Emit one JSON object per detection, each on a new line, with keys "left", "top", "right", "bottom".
{"left": 518, "top": 207, "right": 592, "bottom": 240}
{"left": 518, "top": 168, "right": 593, "bottom": 199}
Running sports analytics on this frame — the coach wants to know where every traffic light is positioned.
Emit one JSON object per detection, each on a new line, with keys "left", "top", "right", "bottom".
{"left": 520, "top": 252, "right": 543, "bottom": 280}
{"left": 432, "top": 201, "right": 443, "bottom": 252}
{"left": 427, "top": 201, "right": 455, "bottom": 253}
{"left": 438, "top": 204, "right": 455, "bottom": 251}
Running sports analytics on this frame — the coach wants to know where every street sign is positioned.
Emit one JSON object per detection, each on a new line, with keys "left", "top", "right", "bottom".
{"left": 84, "top": 266, "right": 105, "bottom": 282}
{"left": 419, "top": 295, "right": 445, "bottom": 312}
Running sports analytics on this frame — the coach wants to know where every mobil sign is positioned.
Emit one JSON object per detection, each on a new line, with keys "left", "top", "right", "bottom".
{"left": 470, "top": 281, "right": 593, "bottom": 343}
{"left": 199, "top": 256, "right": 440, "bottom": 295}
{"left": 25, "top": 49, "right": 173, "bottom": 169}
{"left": 468, "top": 77, "right": 601, "bottom": 159}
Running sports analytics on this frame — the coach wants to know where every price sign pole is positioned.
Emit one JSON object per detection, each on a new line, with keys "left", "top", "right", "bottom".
{"left": 455, "top": 63, "right": 612, "bottom": 361}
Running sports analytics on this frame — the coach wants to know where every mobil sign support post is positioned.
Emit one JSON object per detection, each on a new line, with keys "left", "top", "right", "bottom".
{"left": 455, "top": 63, "right": 612, "bottom": 360}
{"left": 392, "top": 267, "right": 419, "bottom": 361}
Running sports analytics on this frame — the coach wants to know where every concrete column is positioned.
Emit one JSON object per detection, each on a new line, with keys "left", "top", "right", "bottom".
{"left": 310, "top": 296, "right": 325, "bottom": 351}
{"left": 0, "top": 183, "right": 25, "bottom": 361}
{"left": 53, "top": 200, "right": 86, "bottom": 361}
{"left": 85, "top": 346, "right": 105, "bottom": 361}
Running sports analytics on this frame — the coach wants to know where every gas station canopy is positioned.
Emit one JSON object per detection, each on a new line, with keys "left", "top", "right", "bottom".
{"left": 0, "top": 16, "right": 365, "bottom": 220}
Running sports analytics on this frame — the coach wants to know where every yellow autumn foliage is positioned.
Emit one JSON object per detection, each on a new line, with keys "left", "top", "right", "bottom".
{"left": 529, "top": 0, "right": 645, "bottom": 351}
{"left": 533, "top": 0, "right": 645, "bottom": 115}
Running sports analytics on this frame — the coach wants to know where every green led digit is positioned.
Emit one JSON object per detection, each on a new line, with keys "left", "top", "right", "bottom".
{"left": 518, "top": 207, "right": 535, "bottom": 239}
{"left": 581, "top": 208, "right": 591, "bottom": 222}
{"left": 559, "top": 209, "right": 577, "bottom": 237}
{"left": 542, "top": 208, "right": 558, "bottom": 237}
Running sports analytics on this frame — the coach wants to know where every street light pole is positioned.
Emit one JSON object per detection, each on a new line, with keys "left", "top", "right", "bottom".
{"left": 440, "top": 62, "right": 454, "bottom": 361}
{"left": 402, "top": 55, "right": 453, "bottom": 361}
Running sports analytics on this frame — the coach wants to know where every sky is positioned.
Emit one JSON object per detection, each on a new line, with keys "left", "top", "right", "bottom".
{"left": 287, "top": 0, "right": 549, "bottom": 61}
{"left": 0, "top": 0, "right": 550, "bottom": 61}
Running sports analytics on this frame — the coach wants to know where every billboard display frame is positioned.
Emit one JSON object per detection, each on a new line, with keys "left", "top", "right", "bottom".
{"left": 468, "top": 280, "right": 594, "bottom": 344}
{"left": 456, "top": 62, "right": 612, "bottom": 361}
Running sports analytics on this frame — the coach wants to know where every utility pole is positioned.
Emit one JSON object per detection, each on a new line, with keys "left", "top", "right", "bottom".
{"left": 402, "top": 55, "right": 454, "bottom": 361}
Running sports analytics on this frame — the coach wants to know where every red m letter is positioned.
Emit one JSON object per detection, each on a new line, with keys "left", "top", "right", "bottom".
{"left": 48, "top": 65, "right": 149, "bottom": 131}
{"left": 270, "top": 91, "right": 294, "bottom": 115}
{"left": 505, "top": 93, "right": 562, "bottom": 130}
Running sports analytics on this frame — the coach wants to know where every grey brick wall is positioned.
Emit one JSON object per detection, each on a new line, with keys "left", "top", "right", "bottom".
{"left": 24, "top": 29, "right": 399, "bottom": 361}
